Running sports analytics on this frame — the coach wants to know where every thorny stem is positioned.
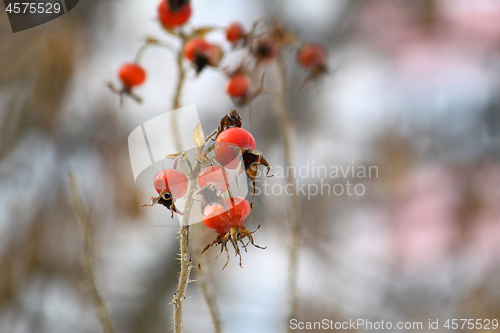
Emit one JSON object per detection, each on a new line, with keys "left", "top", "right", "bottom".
{"left": 173, "top": 224, "right": 192, "bottom": 333}
{"left": 171, "top": 100, "right": 197, "bottom": 333}
{"left": 68, "top": 172, "right": 116, "bottom": 333}
{"left": 169, "top": 31, "right": 222, "bottom": 333}
{"left": 173, "top": 152, "right": 221, "bottom": 332}
{"left": 274, "top": 56, "right": 302, "bottom": 331}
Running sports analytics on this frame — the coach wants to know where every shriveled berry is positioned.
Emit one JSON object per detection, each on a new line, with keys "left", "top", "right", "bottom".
{"left": 226, "top": 74, "right": 250, "bottom": 98}
{"left": 198, "top": 166, "right": 231, "bottom": 192}
{"left": 251, "top": 38, "right": 279, "bottom": 61}
{"left": 158, "top": 0, "right": 191, "bottom": 28}
{"left": 119, "top": 63, "right": 146, "bottom": 88}
{"left": 215, "top": 127, "right": 256, "bottom": 169}
{"left": 153, "top": 169, "right": 188, "bottom": 199}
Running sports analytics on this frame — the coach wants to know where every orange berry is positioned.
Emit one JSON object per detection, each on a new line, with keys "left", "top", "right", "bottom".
{"left": 297, "top": 43, "right": 328, "bottom": 70}
{"left": 183, "top": 38, "right": 222, "bottom": 72}
{"left": 158, "top": 0, "right": 191, "bottom": 28}
{"left": 226, "top": 22, "right": 245, "bottom": 43}
{"left": 226, "top": 74, "right": 250, "bottom": 98}
{"left": 118, "top": 63, "right": 146, "bottom": 88}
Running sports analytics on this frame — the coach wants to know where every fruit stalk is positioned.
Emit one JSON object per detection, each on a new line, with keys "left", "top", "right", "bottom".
{"left": 274, "top": 56, "right": 302, "bottom": 331}
{"left": 171, "top": 34, "right": 187, "bottom": 153}
{"left": 68, "top": 172, "right": 116, "bottom": 333}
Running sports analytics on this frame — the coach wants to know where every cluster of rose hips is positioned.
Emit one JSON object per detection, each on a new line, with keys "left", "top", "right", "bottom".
{"left": 111, "top": 0, "right": 330, "bottom": 105}
{"left": 144, "top": 110, "right": 271, "bottom": 268}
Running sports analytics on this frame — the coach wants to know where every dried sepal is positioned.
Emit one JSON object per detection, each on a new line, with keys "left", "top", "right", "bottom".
{"left": 195, "top": 152, "right": 212, "bottom": 166}
{"left": 165, "top": 151, "right": 188, "bottom": 160}
{"left": 194, "top": 184, "right": 229, "bottom": 216}
{"left": 215, "top": 109, "right": 242, "bottom": 139}
{"left": 160, "top": 22, "right": 178, "bottom": 36}
{"left": 192, "top": 26, "right": 217, "bottom": 38}
{"left": 230, "top": 147, "right": 273, "bottom": 208}
{"left": 142, "top": 192, "right": 186, "bottom": 218}
{"left": 107, "top": 82, "right": 142, "bottom": 105}
{"left": 300, "top": 65, "right": 329, "bottom": 89}
{"left": 269, "top": 24, "right": 296, "bottom": 47}
{"left": 200, "top": 225, "right": 266, "bottom": 269}
{"left": 234, "top": 156, "right": 246, "bottom": 190}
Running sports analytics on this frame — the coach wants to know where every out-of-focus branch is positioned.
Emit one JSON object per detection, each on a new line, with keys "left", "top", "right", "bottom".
{"left": 171, "top": 36, "right": 187, "bottom": 154}
{"left": 68, "top": 172, "right": 116, "bottom": 333}
{"left": 274, "top": 57, "right": 302, "bottom": 331}
{"left": 196, "top": 259, "right": 223, "bottom": 333}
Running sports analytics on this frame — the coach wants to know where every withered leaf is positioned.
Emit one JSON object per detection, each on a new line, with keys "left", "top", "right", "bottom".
{"left": 192, "top": 120, "right": 204, "bottom": 153}
{"left": 192, "top": 26, "right": 217, "bottom": 38}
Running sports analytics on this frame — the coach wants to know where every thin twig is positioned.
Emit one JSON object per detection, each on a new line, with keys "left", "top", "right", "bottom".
{"left": 171, "top": 36, "right": 187, "bottom": 154}
{"left": 68, "top": 172, "right": 116, "bottom": 333}
{"left": 196, "top": 262, "right": 222, "bottom": 333}
{"left": 274, "top": 57, "right": 302, "bottom": 330}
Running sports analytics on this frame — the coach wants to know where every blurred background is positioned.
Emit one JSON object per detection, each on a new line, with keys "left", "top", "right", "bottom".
{"left": 1, "top": 0, "right": 500, "bottom": 332}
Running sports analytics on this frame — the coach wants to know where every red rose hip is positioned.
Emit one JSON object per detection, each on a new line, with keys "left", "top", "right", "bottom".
{"left": 158, "top": 0, "right": 191, "bottom": 28}
{"left": 226, "top": 74, "right": 250, "bottom": 98}
{"left": 215, "top": 127, "right": 256, "bottom": 169}
{"left": 183, "top": 38, "right": 222, "bottom": 72}
{"left": 226, "top": 22, "right": 245, "bottom": 44}
{"left": 119, "top": 63, "right": 146, "bottom": 88}
{"left": 153, "top": 169, "right": 188, "bottom": 199}
{"left": 202, "top": 197, "right": 251, "bottom": 234}
{"left": 297, "top": 43, "right": 328, "bottom": 70}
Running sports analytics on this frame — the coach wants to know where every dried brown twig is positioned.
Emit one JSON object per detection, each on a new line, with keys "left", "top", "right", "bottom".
{"left": 68, "top": 172, "right": 116, "bottom": 333}
{"left": 273, "top": 56, "right": 302, "bottom": 332}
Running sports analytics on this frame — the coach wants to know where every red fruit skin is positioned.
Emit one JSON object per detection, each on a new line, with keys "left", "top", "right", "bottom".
{"left": 198, "top": 166, "right": 231, "bottom": 192}
{"left": 215, "top": 127, "right": 256, "bottom": 169}
{"left": 183, "top": 38, "right": 209, "bottom": 62}
{"left": 226, "top": 22, "right": 244, "bottom": 43}
{"left": 158, "top": 0, "right": 191, "bottom": 28}
{"left": 203, "top": 204, "right": 232, "bottom": 234}
{"left": 222, "top": 197, "right": 251, "bottom": 226}
{"left": 203, "top": 197, "right": 251, "bottom": 234}
{"left": 119, "top": 63, "right": 146, "bottom": 88}
{"left": 297, "top": 43, "right": 328, "bottom": 69}
{"left": 226, "top": 74, "right": 250, "bottom": 98}
{"left": 153, "top": 169, "right": 188, "bottom": 198}
{"left": 183, "top": 38, "right": 217, "bottom": 62}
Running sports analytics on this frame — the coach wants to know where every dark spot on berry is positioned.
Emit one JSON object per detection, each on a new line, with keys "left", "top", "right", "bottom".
{"left": 194, "top": 55, "right": 209, "bottom": 74}
{"left": 169, "top": 0, "right": 189, "bottom": 12}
